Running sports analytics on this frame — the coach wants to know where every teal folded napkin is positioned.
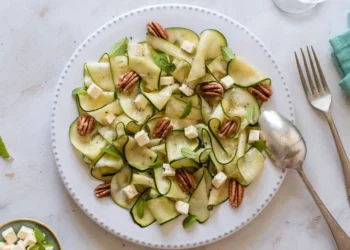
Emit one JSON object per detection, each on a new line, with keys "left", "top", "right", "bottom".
{"left": 329, "top": 13, "right": 350, "bottom": 95}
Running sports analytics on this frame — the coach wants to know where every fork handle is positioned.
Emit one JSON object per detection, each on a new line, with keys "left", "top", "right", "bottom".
{"left": 325, "top": 111, "right": 350, "bottom": 197}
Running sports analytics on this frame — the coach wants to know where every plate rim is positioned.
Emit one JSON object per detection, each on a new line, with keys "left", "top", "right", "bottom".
{"left": 51, "top": 3, "right": 294, "bottom": 249}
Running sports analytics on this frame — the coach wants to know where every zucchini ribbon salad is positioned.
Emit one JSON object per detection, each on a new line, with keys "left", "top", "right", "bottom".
{"left": 70, "top": 21, "right": 273, "bottom": 228}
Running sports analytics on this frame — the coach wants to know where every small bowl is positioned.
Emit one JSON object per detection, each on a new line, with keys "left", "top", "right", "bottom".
{"left": 0, "top": 218, "right": 62, "bottom": 249}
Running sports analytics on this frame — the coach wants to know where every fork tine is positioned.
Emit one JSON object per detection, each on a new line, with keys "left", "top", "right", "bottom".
{"left": 311, "top": 46, "right": 330, "bottom": 92}
{"left": 294, "top": 52, "right": 312, "bottom": 97}
{"left": 307, "top": 46, "right": 323, "bottom": 93}
{"left": 300, "top": 48, "right": 317, "bottom": 95}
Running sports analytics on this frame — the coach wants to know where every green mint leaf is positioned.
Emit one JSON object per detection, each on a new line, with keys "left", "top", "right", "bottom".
{"left": 42, "top": 242, "right": 54, "bottom": 247}
{"left": 33, "top": 228, "right": 45, "bottom": 244}
{"left": 246, "top": 106, "right": 257, "bottom": 124}
{"left": 101, "top": 146, "right": 120, "bottom": 158}
{"left": 72, "top": 87, "right": 87, "bottom": 95}
{"left": 221, "top": 46, "right": 235, "bottom": 61}
{"left": 151, "top": 50, "right": 175, "bottom": 73}
{"left": 109, "top": 37, "right": 128, "bottom": 57}
{"left": 136, "top": 198, "right": 145, "bottom": 218}
{"left": 0, "top": 137, "right": 10, "bottom": 159}
{"left": 29, "top": 244, "right": 42, "bottom": 250}
{"left": 180, "top": 101, "right": 192, "bottom": 119}
{"left": 181, "top": 148, "right": 197, "bottom": 159}
{"left": 149, "top": 161, "right": 163, "bottom": 169}
{"left": 253, "top": 140, "right": 265, "bottom": 152}
{"left": 182, "top": 215, "right": 197, "bottom": 228}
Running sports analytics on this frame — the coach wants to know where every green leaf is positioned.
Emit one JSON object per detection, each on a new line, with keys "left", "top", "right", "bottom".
{"left": 179, "top": 101, "right": 192, "bottom": 119}
{"left": 181, "top": 148, "right": 197, "bottom": 159}
{"left": 33, "top": 227, "right": 45, "bottom": 244}
{"left": 42, "top": 242, "right": 54, "bottom": 247}
{"left": 109, "top": 37, "right": 128, "bottom": 57}
{"left": 246, "top": 106, "right": 257, "bottom": 124}
{"left": 182, "top": 215, "right": 197, "bottom": 228}
{"left": 149, "top": 161, "right": 163, "bottom": 169}
{"left": 220, "top": 46, "right": 235, "bottom": 61}
{"left": 253, "top": 140, "right": 265, "bottom": 152}
{"left": 151, "top": 50, "right": 176, "bottom": 73}
{"left": 72, "top": 87, "right": 87, "bottom": 95}
{"left": 101, "top": 146, "right": 120, "bottom": 158}
{"left": 29, "top": 244, "right": 42, "bottom": 250}
{"left": 136, "top": 198, "right": 145, "bottom": 218}
{"left": 0, "top": 137, "right": 10, "bottom": 159}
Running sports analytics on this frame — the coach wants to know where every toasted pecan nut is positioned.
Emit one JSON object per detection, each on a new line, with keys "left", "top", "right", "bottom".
{"left": 200, "top": 82, "right": 223, "bottom": 99}
{"left": 94, "top": 181, "right": 111, "bottom": 198}
{"left": 218, "top": 119, "right": 238, "bottom": 139}
{"left": 147, "top": 21, "right": 168, "bottom": 40}
{"left": 116, "top": 71, "right": 140, "bottom": 92}
{"left": 250, "top": 83, "right": 273, "bottom": 102}
{"left": 228, "top": 179, "right": 245, "bottom": 207}
{"left": 153, "top": 117, "right": 174, "bottom": 138}
{"left": 176, "top": 169, "right": 196, "bottom": 193}
{"left": 77, "top": 114, "right": 95, "bottom": 136}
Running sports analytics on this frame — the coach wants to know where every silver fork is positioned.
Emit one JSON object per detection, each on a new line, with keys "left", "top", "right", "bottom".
{"left": 295, "top": 46, "right": 350, "bottom": 198}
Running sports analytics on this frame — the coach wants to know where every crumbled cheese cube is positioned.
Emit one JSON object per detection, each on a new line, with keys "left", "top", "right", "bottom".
{"left": 184, "top": 125, "right": 198, "bottom": 139}
{"left": 220, "top": 75, "right": 234, "bottom": 89}
{"left": 128, "top": 44, "right": 144, "bottom": 56}
{"left": 2, "top": 228, "right": 17, "bottom": 245}
{"left": 87, "top": 83, "right": 103, "bottom": 100}
{"left": 162, "top": 163, "right": 176, "bottom": 177}
{"left": 13, "top": 244, "right": 25, "bottom": 250}
{"left": 23, "top": 234, "right": 36, "bottom": 248}
{"left": 3, "top": 245, "right": 15, "bottom": 250}
{"left": 16, "top": 240, "right": 25, "bottom": 249}
{"left": 45, "top": 246, "right": 54, "bottom": 250}
{"left": 212, "top": 172, "right": 227, "bottom": 189}
{"left": 248, "top": 130, "right": 260, "bottom": 144}
{"left": 114, "top": 56, "right": 128, "bottom": 68}
{"left": 134, "top": 130, "right": 150, "bottom": 147}
{"left": 102, "top": 114, "right": 116, "bottom": 125}
{"left": 134, "top": 94, "right": 149, "bottom": 110}
{"left": 181, "top": 41, "right": 195, "bottom": 54}
{"left": 122, "top": 184, "right": 138, "bottom": 199}
{"left": 0, "top": 242, "right": 6, "bottom": 250}
{"left": 179, "top": 84, "right": 194, "bottom": 96}
{"left": 17, "top": 226, "right": 33, "bottom": 240}
{"left": 175, "top": 201, "right": 189, "bottom": 215}
{"left": 160, "top": 76, "right": 175, "bottom": 86}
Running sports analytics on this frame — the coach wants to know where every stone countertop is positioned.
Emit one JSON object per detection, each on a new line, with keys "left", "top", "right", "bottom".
{"left": 0, "top": 0, "right": 350, "bottom": 249}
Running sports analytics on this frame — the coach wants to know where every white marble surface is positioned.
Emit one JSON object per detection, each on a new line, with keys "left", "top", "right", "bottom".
{"left": 0, "top": 0, "right": 350, "bottom": 249}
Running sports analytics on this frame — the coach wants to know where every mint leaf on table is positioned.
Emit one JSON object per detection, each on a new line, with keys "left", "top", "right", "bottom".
{"left": 109, "top": 37, "right": 128, "bottom": 57}
{"left": 72, "top": 87, "right": 87, "bottom": 95}
{"left": 182, "top": 215, "right": 197, "bottom": 228}
{"left": 34, "top": 227, "right": 45, "bottom": 244}
{"left": 220, "top": 46, "right": 235, "bottom": 61}
{"left": 0, "top": 136, "right": 10, "bottom": 159}
{"left": 151, "top": 50, "right": 176, "bottom": 73}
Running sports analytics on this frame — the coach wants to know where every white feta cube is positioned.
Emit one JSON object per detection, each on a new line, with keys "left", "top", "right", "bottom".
{"left": 212, "top": 172, "right": 227, "bottom": 189}
{"left": 175, "top": 201, "right": 189, "bottom": 215}
{"left": 134, "top": 94, "right": 149, "bottom": 110}
{"left": 16, "top": 240, "right": 25, "bottom": 249}
{"left": 134, "top": 130, "right": 150, "bottom": 147}
{"left": 17, "top": 226, "right": 33, "bottom": 240}
{"left": 13, "top": 244, "right": 25, "bottom": 250}
{"left": 160, "top": 76, "right": 175, "bottom": 86}
{"left": 3, "top": 245, "right": 15, "bottom": 250}
{"left": 122, "top": 184, "right": 138, "bottom": 199}
{"left": 87, "top": 83, "right": 103, "bottom": 100}
{"left": 128, "top": 44, "right": 144, "bottom": 56}
{"left": 248, "top": 130, "right": 260, "bottom": 144}
{"left": 184, "top": 125, "right": 198, "bottom": 139}
{"left": 220, "top": 75, "right": 234, "bottom": 89}
{"left": 162, "top": 163, "right": 176, "bottom": 177}
{"left": 45, "top": 246, "right": 54, "bottom": 250}
{"left": 181, "top": 41, "right": 195, "bottom": 54}
{"left": 23, "top": 234, "right": 36, "bottom": 248}
{"left": 179, "top": 84, "right": 194, "bottom": 96}
{"left": 2, "top": 228, "right": 17, "bottom": 245}
{"left": 0, "top": 242, "right": 6, "bottom": 250}
{"left": 102, "top": 114, "right": 116, "bottom": 125}
{"left": 114, "top": 56, "right": 128, "bottom": 68}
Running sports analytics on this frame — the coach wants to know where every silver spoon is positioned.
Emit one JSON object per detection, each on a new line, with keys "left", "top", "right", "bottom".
{"left": 259, "top": 110, "right": 350, "bottom": 250}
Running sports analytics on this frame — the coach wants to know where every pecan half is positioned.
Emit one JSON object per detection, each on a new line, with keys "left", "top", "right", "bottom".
{"left": 229, "top": 179, "right": 245, "bottom": 207}
{"left": 153, "top": 118, "right": 174, "bottom": 138}
{"left": 147, "top": 21, "right": 168, "bottom": 40}
{"left": 176, "top": 169, "right": 196, "bottom": 193}
{"left": 200, "top": 82, "right": 223, "bottom": 100}
{"left": 250, "top": 83, "right": 273, "bottom": 102}
{"left": 218, "top": 119, "right": 238, "bottom": 139}
{"left": 77, "top": 114, "right": 95, "bottom": 136}
{"left": 94, "top": 181, "right": 111, "bottom": 198}
{"left": 116, "top": 71, "right": 139, "bottom": 92}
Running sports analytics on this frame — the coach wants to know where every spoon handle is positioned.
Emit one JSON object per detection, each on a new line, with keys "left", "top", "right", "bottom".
{"left": 297, "top": 168, "right": 350, "bottom": 250}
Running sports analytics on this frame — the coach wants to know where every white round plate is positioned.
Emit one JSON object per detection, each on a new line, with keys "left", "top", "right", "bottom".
{"left": 51, "top": 4, "right": 294, "bottom": 249}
